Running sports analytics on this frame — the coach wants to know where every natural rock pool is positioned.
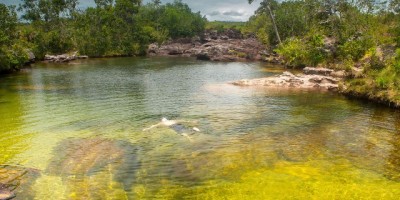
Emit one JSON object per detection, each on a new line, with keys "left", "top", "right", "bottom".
{"left": 0, "top": 57, "right": 399, "bottom": 199}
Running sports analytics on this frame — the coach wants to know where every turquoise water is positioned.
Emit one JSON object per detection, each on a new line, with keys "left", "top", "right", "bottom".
{"left": 0, "top": 57, "right": 399, "bottom": 199}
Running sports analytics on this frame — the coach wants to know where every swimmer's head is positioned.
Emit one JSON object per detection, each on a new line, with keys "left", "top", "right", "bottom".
{"left": 161, "top": 117, "right": 168, "bottom": 122}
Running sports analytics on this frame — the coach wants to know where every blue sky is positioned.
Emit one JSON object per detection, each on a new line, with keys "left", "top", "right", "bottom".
{"left": 0, "top": 0, "right": 261, "bottom": 21}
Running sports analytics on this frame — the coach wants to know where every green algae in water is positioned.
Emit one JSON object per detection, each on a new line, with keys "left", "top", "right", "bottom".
{"left": 134, "top": 149, "right": 400, "bottom": 199}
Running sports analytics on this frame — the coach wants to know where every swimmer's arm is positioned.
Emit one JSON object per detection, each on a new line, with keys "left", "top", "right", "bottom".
{"left": 142, "top": 123, "right": 161, "bottom": 131}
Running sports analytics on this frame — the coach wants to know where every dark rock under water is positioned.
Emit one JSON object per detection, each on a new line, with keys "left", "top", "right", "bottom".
{"left": 0, "top": 165, "right": 41, "bottom": 200}
{"left": 0, "top": 183, "right": 15, "bottom": 200}
{"left": 46, "top": 138, "right": 140, "bottom": 191}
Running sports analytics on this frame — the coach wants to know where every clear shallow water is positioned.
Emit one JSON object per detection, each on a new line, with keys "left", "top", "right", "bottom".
{"left": 0, "top": 57, "right": 399, "bottom": 199}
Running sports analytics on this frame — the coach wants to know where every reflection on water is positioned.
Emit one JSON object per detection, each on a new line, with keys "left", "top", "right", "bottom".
{"left": 0, "top": 57, "right": 400, "bottom": 199}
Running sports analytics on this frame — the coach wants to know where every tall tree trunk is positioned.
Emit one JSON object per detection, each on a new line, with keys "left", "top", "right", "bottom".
{"left": 266, "top": 4, "right": 281, "bottom": 44}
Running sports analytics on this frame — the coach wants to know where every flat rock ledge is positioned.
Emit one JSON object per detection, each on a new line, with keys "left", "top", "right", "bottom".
{"left": 232, "top": 68, "right": 344, "bottom": 91}
{"left": 44, "top": 52, "right": 88, "bottom": 63}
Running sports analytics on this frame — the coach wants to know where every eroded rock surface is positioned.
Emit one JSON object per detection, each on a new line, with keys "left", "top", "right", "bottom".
{"left": 148, "top": 29, "right": 280, "bottom": 62}
{"left": 44, "top": 52, "right": 88, "bottom": 63}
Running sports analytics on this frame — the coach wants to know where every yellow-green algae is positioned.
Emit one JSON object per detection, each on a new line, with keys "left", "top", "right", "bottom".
{"left": 131, "top": 147, "right": 400, "bottom": 199}
{"left": 128, "top": 124, "right": 400, "bottom": 199}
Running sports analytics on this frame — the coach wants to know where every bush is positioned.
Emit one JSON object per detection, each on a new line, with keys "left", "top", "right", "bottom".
{"left": 393, "top": 49, "right": 400, "bottom": 73}
{"left": 0, "top": 44, "right": 29, "bottom": 71}
{"left": 276, "top": 35, "right": 327, "bottom": 68}
{"left": 307, "top": 34, "right": 326, "bottom": 66}
{"left": 338, "top": 36, "right": 375, "bottom": 61}
{"left": 276, "top": 38, "right": 308, "bottom": 67}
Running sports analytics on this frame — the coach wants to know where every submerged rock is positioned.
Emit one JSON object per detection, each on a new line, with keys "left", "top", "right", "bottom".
{"left": 0, "top": 165, "right": 41, "bottom": 200}
{"left": 46, "top": 138, "right": 140, "bottom": 191}
{"left": 0, "top": 184, "right": 15, "bottom": 200}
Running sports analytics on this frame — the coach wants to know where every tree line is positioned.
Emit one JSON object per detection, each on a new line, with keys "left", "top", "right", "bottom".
{"left": 0, "top": 0, "right": 206, "bottom": 72}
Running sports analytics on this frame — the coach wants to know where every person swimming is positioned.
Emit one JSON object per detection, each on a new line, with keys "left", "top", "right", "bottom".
{"left": 143, "top": 117, "right": 200, "bottom": 140}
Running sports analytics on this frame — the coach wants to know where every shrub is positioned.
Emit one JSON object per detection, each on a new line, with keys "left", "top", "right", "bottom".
{"left": 276, "top": 35, "right": 327, "bottom": 68}
{"left": 393, "top": 49, "right": 400, "bottom": 73}
{"left": 276, "top": 38, "right": 307, "bottom": 67}
{"left": 307, "top": 34, "right": 326, "bottom": 66}
{"left": 338, "top": 36, "right": 375, "bottom": 61}
{"left": 0, "top": 43, "right": 29, "bottom": 71}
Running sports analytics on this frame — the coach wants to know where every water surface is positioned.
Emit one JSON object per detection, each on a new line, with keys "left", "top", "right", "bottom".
{"left": 0, "top": 57, "right": 400, "bottom": 199}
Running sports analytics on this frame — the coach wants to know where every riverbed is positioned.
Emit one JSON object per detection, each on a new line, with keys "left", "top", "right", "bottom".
{"left": 0, "top": 57, "right": 399, "bottom": 199}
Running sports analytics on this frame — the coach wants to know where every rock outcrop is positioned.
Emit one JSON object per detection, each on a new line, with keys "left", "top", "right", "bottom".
{"left": 44, "top": 52, "right": 88, "bottom": 63}
{"left": 232, "top": 67, "right": 343, "bottom": 91}
{"left": 148, "top": 29, "right": 280, "bottom": 63}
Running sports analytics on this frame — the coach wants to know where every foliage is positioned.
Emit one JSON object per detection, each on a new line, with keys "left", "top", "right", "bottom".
{"left": 0, "top": 4, "right": 30, "bottom": 72}
{"left": 0, "top": 0, "right": 207, "bottom": 68}
{"left": 275, "top": 38, "right": 308, "bottom": 67}
{"left": 337, "top": 35, "right": 375, "bottom": 61}
{"left": 0, "top": 44, "right": 29, "bottom": 71}
{"left": 271, "top": 0, "right": 309, "bottom": 44}
{"left": 160, "top": 1, "right": 206, "bottom": 38}
{"left": 276, "top": 34, "right": 327, "bottom": 67}
{"left": 250, "top": 0, "right": 400, "bottom": 83}
{"left": 345, "top": 47, "right": 400, "bottom": 106}
{"left": 243, "top": 14, "right": 270, "bottom": 45}
{"left": 207, "top": 21, "right": 246, "bottom": 32}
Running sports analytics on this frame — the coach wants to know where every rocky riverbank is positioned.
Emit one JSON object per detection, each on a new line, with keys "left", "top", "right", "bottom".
{"left": 148, "top": 29, "right": 281, "bottom": 63}
{"left": 232, "top": 67, "right": 345, "bottom": 91}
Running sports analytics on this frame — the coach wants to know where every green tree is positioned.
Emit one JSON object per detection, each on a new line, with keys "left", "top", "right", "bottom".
{"left": 18, "top": 0, "right": 79, "bottom": 56}
{"left": 159, "top": 0, "right": 206, "bottom": 38}
{"left": 249, "top": 0, "right": 282, "bottom": 44}
{"left": 94, "top": 0, "right": 114, "bottom": 8}
{"left": 0, "top": 4, "right": 29, "bottom": 72}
